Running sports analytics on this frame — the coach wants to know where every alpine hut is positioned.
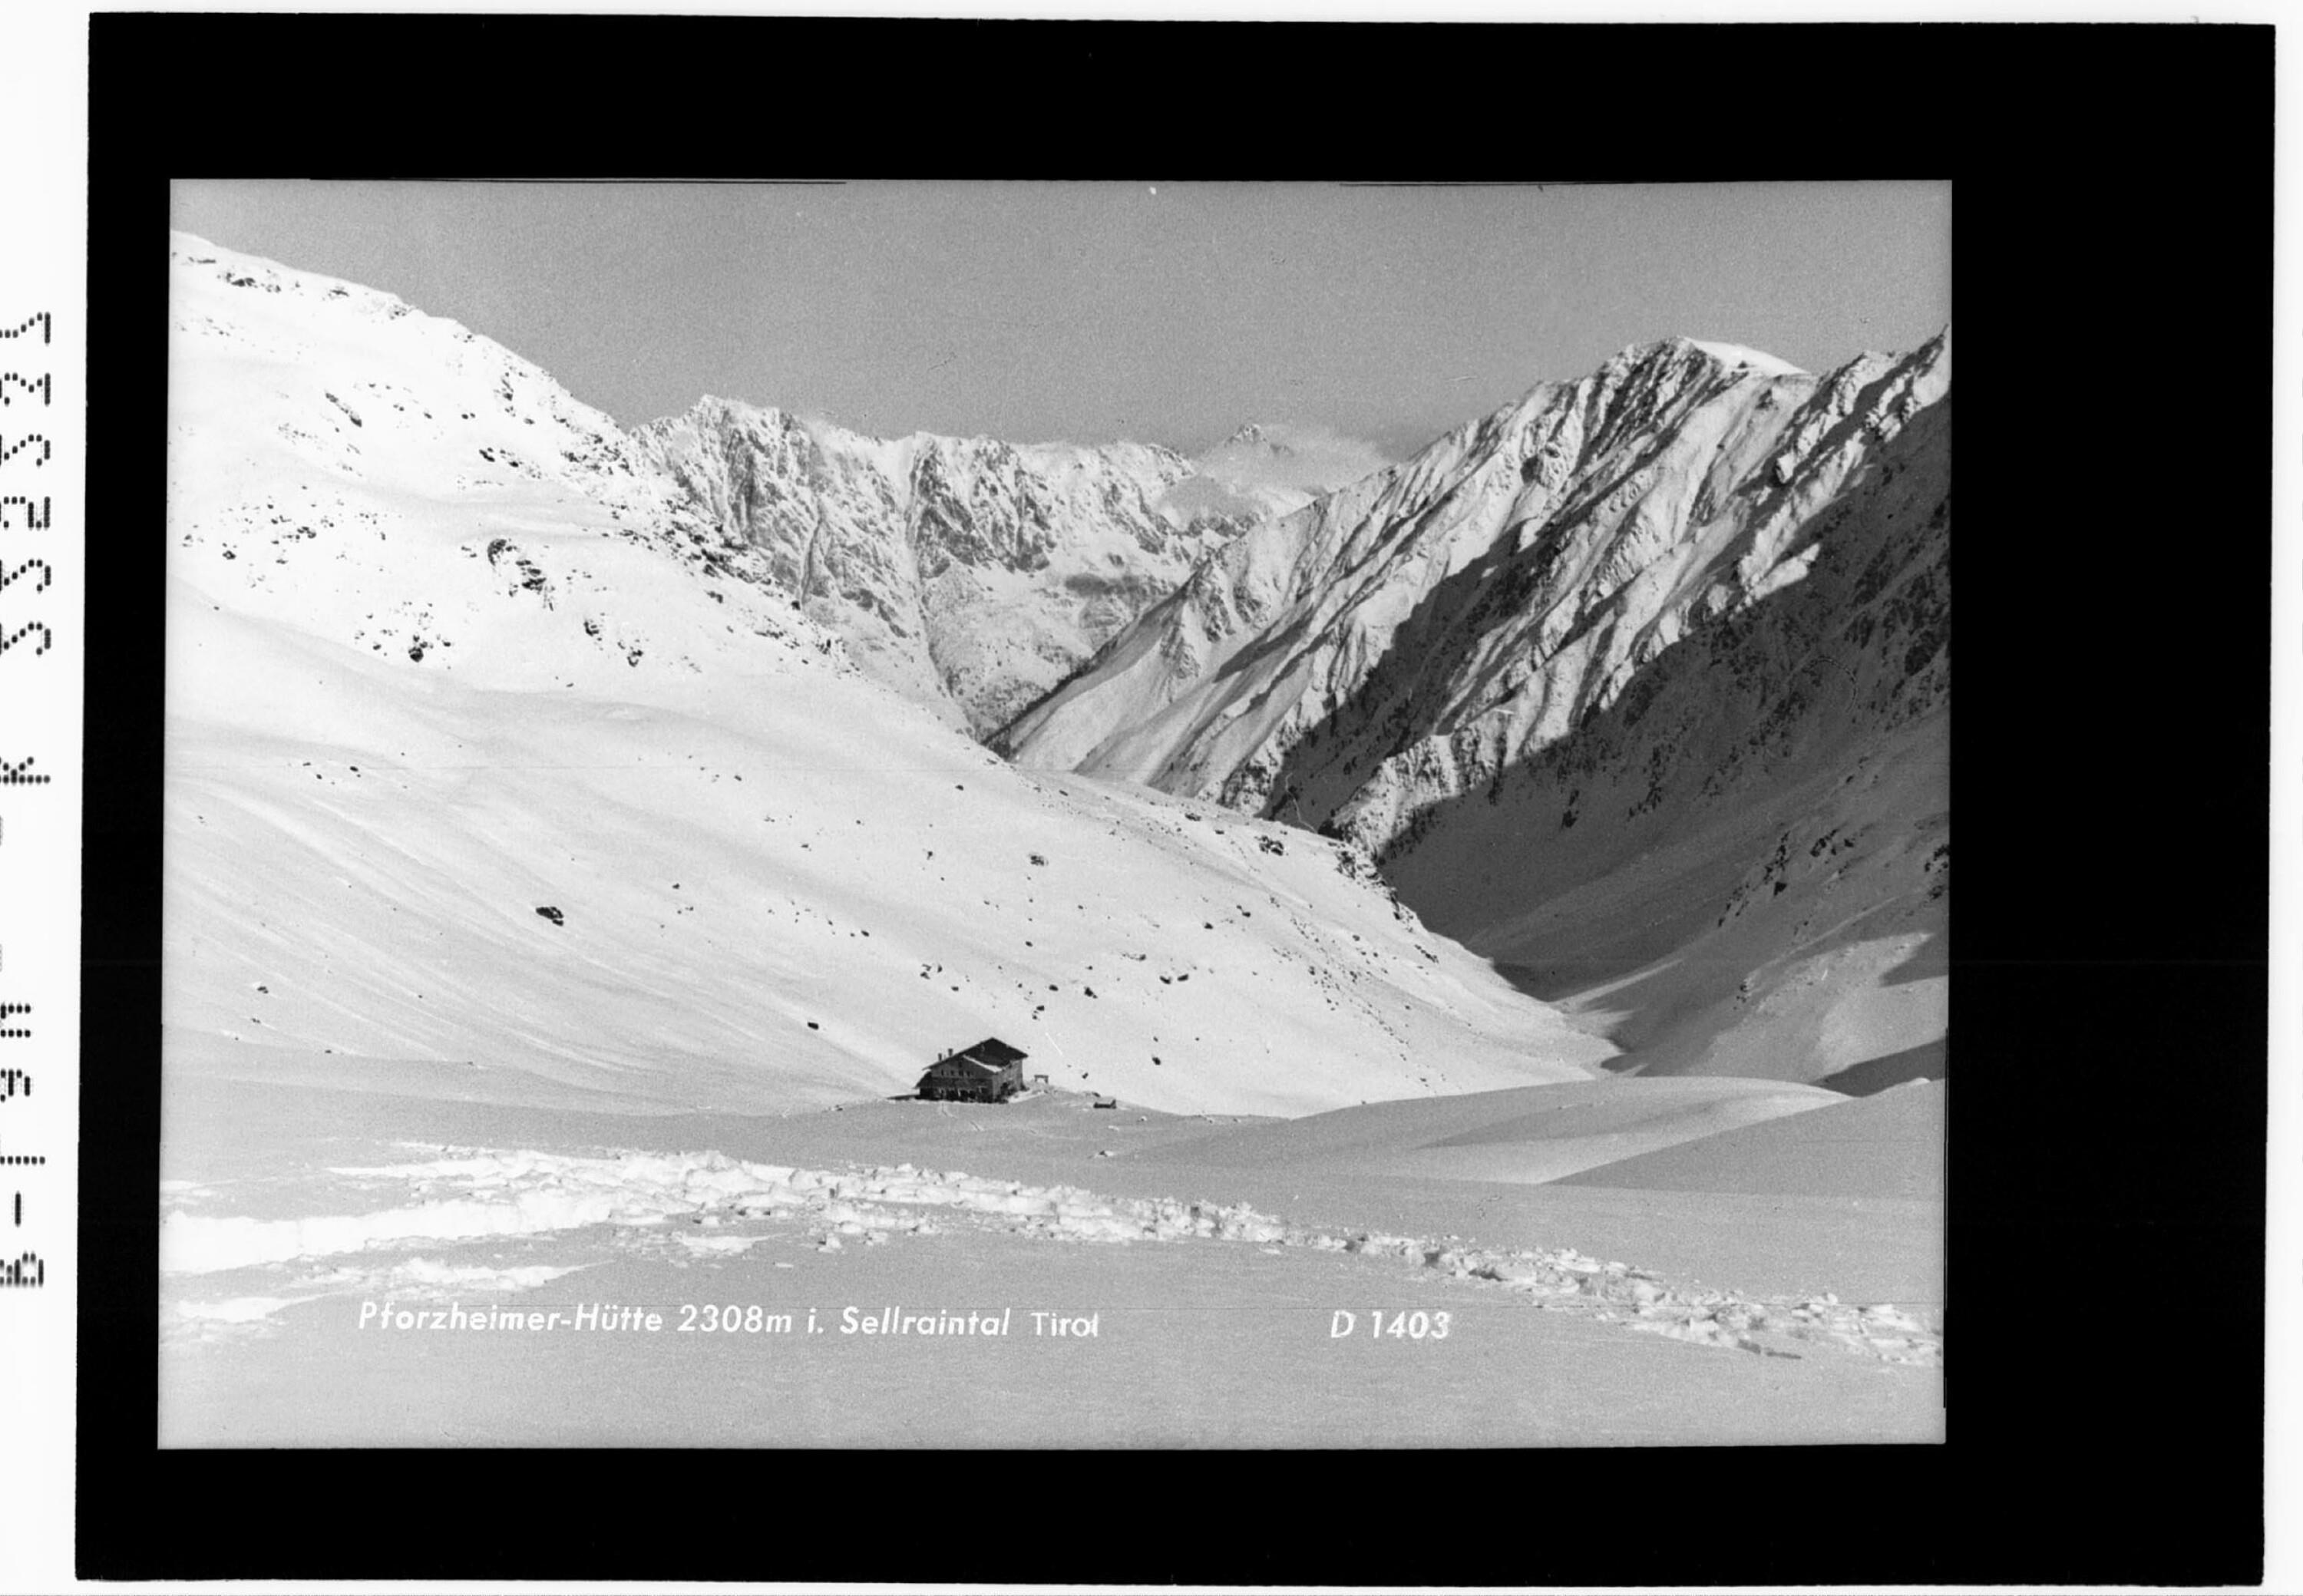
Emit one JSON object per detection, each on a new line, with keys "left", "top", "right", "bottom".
{"left": 915, "top": 1038, "right": 1029, "bottom": 1103}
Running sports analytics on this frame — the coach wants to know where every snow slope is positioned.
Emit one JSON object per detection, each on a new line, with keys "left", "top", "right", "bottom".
{"left": 1127, "top": 1073, "right": 1847, "bottom": 1185}
{"left": 996, "top": 333, "right": 1944, "bottom": 831}
{"left": 164, "top": 232, "right": 1613, "bottom": 1119}
{"left": 1386, "top": 384, "right": 1949, "bottom": 1086}
{"left": 1556, "top": 1079, "right": 1944, "bottom": 1201}
{"left": 999, "top": 334, "right": 1950, "bottom": 1085}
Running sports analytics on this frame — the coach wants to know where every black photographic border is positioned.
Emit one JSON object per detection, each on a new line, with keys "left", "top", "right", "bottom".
{"left": 82, "top": 14, "right": 2269, "bottom": 1585}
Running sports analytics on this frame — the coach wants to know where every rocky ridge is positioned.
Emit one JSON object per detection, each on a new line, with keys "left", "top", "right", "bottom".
{"left": 631, "top": 400, "right": 1264, "bottom": 735}
{"left": 997, "top": 332, "right": 1951, "bottom": 1084}
{"left": 628, "top": 407, "right": 1390, "bottom": 737}
{"left": 174, "top": 235, "right": 1389, "bottom": 743}
{"left": 996, "top": 333, "right": 1948, "bottom": 834}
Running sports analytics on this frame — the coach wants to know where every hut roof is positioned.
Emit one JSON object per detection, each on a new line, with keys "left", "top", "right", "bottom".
{"left": 957, "top": 1037, "right": 1028, "bottom": 1066}
{"left": 925, "top": 1056, "right": 1003, "bottom": 1078}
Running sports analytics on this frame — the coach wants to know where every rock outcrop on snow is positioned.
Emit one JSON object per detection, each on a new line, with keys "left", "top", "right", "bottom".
{"left": 998, "top": 334, "right": 1951, "bottom": 1085}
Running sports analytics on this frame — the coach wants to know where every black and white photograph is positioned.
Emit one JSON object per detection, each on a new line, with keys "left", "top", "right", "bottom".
{"left": 2, "top": 9, "right": 2266, "bottom": 1588}
{"left": 155, "top": 173, "right": 1951, "bottom": 1449}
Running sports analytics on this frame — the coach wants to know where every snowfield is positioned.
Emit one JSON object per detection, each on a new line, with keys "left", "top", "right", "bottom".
{"left": 160, "top": 1077, "right": 1941, "bottom": 1444}
{"left": 164, "top": 1133, "right": 1936, "bottom": 1363}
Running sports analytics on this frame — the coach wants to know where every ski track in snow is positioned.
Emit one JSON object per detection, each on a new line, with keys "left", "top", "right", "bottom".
{"left": 161, "top": 1143, "right": 1938, "bottom": 1366}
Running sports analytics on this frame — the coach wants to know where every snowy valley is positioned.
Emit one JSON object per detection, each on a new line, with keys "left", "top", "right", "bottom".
{"left": 160, "top": 230, "right": 1944, "bottom": 1446}
{"left": 164, "top": 231, "right": 1614, "bottom": 1119}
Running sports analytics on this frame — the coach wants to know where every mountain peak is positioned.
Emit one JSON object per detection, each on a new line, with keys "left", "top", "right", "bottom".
{"left": 1000, "top": 328, "right": 1948, "bottom": 1093}
{"left": 1678, "top": 337, "right": 1806, "bottom": 376}
{"left": 1592, "top": 337, "right": 1807, "bottom": 382}
{"left": 1220, "top": 421, "right": 1291, "bottom": 454}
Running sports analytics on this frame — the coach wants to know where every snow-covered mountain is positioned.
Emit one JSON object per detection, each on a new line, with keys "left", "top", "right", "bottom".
{"left": 164, "top": 231, "right": 1614, "bottom": 1117}
{"left": 1152, "top": 420, "right": 1393, "bottom": 530}
{"left": 631, "top": 401, "right": 1248, "bottom": 736}
{"left": 622, "top": 411, "right": 1388, "bottom": 740}
{"left": 998, "top": 333, "right": 1950, "bottom": 1085}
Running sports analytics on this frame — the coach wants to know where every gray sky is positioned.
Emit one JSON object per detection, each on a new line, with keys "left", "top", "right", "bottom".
{"left": 172, "top": 179, "right": 1948, "bottom": 459}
